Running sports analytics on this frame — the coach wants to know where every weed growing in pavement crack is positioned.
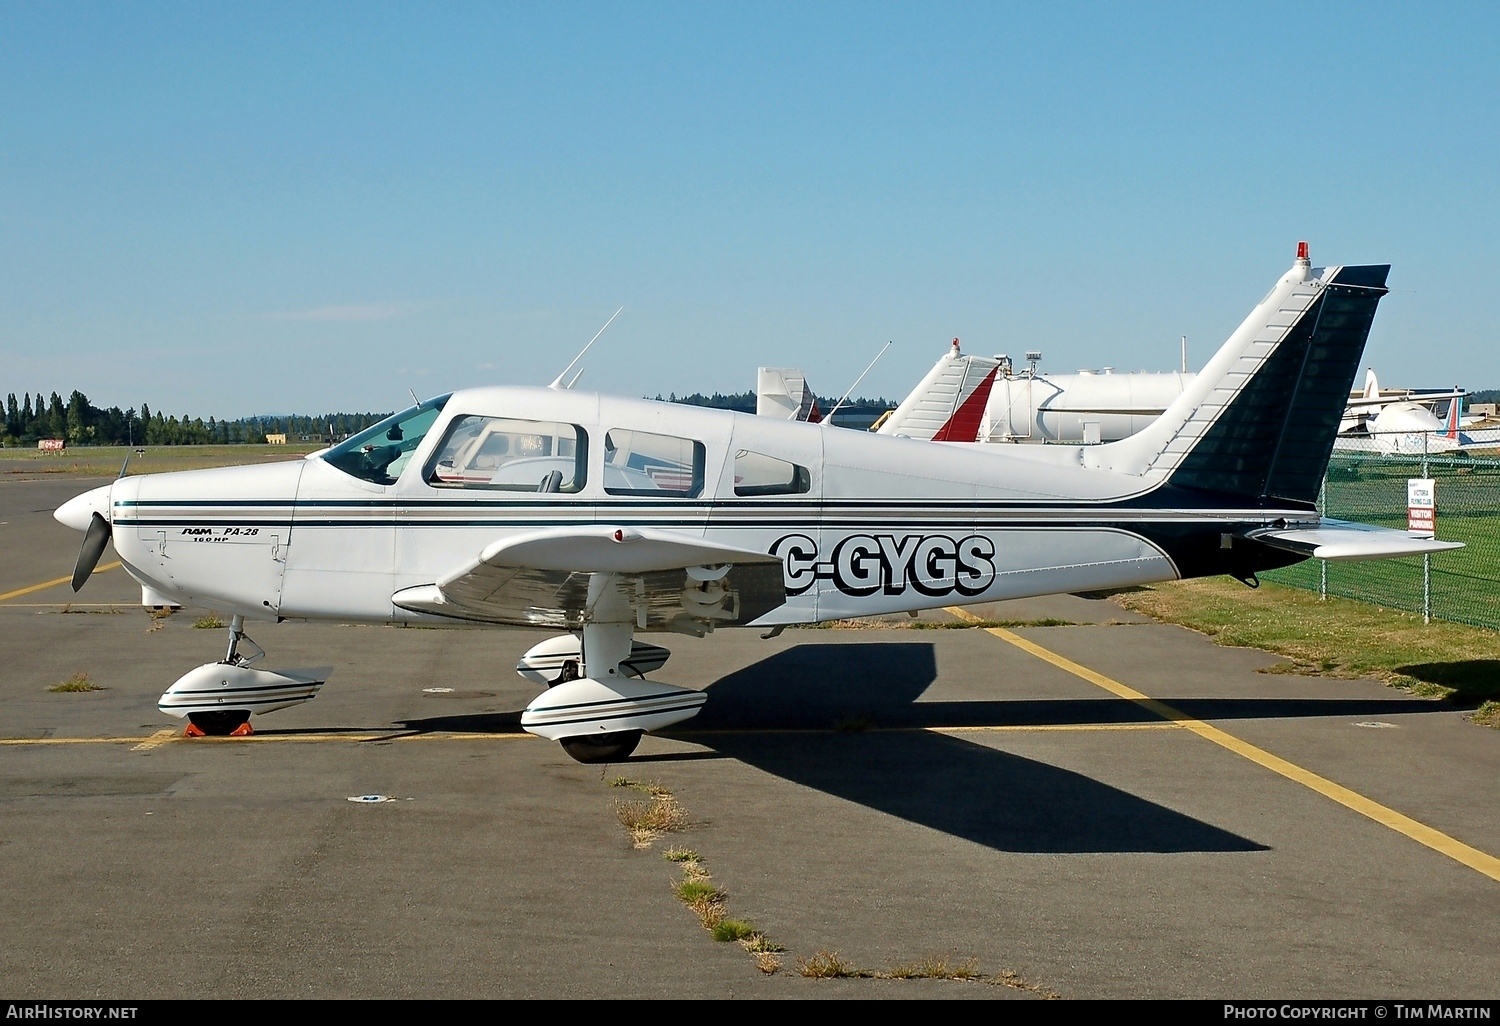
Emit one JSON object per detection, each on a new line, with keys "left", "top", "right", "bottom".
{"left": 607, "top": 776, "right": 1055, "bottom": 992}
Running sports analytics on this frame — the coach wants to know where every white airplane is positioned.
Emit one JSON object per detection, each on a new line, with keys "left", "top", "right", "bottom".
{"left": 1335, "top": 388, "right": 1500, "bottom": 456}
{"left": 1337, "top": 369, "right": 1468, "bottom": 436}
{"left": 55, "top": 246, "right": 1463, "bottom": 763}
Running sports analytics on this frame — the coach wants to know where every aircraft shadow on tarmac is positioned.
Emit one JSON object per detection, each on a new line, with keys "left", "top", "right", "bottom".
{"left": 1393, "top": 659, "right": 1500, "bottom": 707}
{"left": 672, "top": 642, "right": 1271, "bottom": 855}
{"left": 395, "top": 641, "right": 1430, "bottom": 856}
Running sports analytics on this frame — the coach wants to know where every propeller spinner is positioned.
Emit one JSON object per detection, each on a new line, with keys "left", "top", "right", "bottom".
{"left": 55, "top": 483, "right": 115, "bottom": 591}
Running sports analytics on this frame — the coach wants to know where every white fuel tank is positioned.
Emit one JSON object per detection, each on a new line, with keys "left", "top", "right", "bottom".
{"left": 982, "top": 371, "right": 1193, "bottom": 444}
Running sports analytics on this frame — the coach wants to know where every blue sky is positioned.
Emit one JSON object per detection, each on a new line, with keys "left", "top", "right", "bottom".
{"left": 3, "top": 2, "right": 1497, "bottom": 417}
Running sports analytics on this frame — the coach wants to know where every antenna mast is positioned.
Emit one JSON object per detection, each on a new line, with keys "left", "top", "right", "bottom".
{"left": 826, "top": 341, "right": 893, "bottom": 424}
{"left": 550, "top": 307, "right": 623, "bottom": 389}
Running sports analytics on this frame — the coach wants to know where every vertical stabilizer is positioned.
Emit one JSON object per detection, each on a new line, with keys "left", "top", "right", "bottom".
{"left": 1089, "top": 245, "right": 1390, "bottom": 507}
{"left": 878, "top": 339, "right": 1001, "bottom": 442}
{"left": 757, "top": 368, "right": 823, "bottom": 422}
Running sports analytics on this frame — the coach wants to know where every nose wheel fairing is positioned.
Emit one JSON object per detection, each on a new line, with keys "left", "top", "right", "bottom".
{"left": 158, "top": 616, "right": 331, "bottom": 736}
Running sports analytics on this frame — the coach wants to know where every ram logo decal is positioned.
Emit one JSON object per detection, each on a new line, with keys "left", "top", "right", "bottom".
{"left": 770, "top": 533, "right": 996, "bottom": 598}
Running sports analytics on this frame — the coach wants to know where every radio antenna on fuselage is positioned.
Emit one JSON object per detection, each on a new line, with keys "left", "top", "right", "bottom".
{"left": 550, "top": 307, "right": 623, "bottom": 390}
{"left": 825, "top": 340, "right": 893, "bottom": 424}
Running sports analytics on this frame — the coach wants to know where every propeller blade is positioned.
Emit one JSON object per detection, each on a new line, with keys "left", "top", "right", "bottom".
{"left": 72, "top": 512, "right": 111, "bottom": 592}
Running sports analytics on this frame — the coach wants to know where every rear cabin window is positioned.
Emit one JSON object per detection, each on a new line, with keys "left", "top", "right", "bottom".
{"left": 733, "top": 450, "right": 811, "bottom": 496}
{"left": 603, "top": 429, "right": 705, "bottom": 497}
{"left": 426, "top": 416, "right": 587, "bottom": 492}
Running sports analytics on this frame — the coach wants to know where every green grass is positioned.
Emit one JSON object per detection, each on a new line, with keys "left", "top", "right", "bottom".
{"left": 796, "top": 950, "right": 863, "bottom": 979}
{"left": 1269, "top": 456, "right": 1500, "bottom": 632}
{"left": 0, "top": 443, "right": 322, "bottom": 478}
{"left": 742, "top": 934, "right": 784, "bottom": 954}
{"left": 886, "top": 955, "right": 982, "bottom": 980}
{"left": 1114, "top": 577, "right": 1500, "bottom": 709}
{"left": 48, "top": 672, "right": 102, "bottom": 693}
{"left": 193, "top": 613, "right": 227, "bottom": 629}
{"left": 805, "top": 616, "right": 1079, "bottom": 630}
{"left": 1474, "top": 701, "right": 1500, "bottom": 728}
{"left": 711, "top": 919, "right": 758, "bottom": 943}
{"left": 675, "top": 880, "right": 722, "bottom": 904}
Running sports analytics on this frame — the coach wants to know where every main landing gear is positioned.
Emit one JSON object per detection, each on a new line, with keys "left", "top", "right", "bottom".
{"left": 515, "top": 621, "right": 703, "bottom": 765}
{"left": 559, "top": 730, "right": 643, "bottom": 764}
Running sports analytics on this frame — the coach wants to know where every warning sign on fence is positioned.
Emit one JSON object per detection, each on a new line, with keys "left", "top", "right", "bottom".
{"left": 1407, "top": 478, "right": 1435, "bottom": 538}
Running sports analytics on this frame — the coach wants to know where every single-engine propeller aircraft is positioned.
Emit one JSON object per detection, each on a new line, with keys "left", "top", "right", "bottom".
{"left": 56, "top": 245, "right": 1463, "bottom": 762}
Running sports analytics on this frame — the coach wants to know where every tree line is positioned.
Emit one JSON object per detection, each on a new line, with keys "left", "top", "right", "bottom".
{"left": 656, "top": 390, "right": 896, "bottom": 413}
{"left": 0, "top": 390, "right": 391, "bottom": 448}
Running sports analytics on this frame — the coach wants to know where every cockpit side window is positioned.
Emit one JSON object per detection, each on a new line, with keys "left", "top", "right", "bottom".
{"left": 425, "top": 416, "right": 587, "bottom": 492}
{"left": 602, "top": 429, "right": 705, "bottom": 497}
{"left": 733, "top": 450, "right": 811, "bottom": 496}
{"left": 322, "top": 394, "right": 451, "bottom": 486}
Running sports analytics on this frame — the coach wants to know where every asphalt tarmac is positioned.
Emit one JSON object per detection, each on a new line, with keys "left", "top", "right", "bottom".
{"left": 2, "top": 474, "right": 1497, "bottom": 999}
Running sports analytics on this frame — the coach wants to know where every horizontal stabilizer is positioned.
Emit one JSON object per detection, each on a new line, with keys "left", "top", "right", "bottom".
{"left": 1244, "top": 519, "right": 1464, "bottom": 562}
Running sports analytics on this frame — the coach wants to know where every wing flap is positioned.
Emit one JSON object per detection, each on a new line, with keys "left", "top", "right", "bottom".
{"left": 1246, "top": 519, "right": 1465, "bottom": 562}
{"left": 395, "top": 526, "right": 787, "bottom": 631}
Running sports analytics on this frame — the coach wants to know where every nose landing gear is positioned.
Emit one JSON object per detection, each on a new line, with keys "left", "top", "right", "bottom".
{"left": 160, "top": 615, "right": 332, "bottom": 737}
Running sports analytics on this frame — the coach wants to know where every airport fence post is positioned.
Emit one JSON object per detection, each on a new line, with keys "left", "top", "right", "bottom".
{"left": 1264, "top": 447, "right": 1499, "bottom": 631}
{"left": 1317, "top": 476, "right": 1327, "bottom": 600}
{"left": 1422, "top": 438, "right": 1430, "bottom": 625}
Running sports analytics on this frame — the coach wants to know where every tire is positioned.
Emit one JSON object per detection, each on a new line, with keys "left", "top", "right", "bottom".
{"left": 559, "top": 730, "right": 642, "bottom": 764}
{"left": 186, "top": 710, "right": 251, "bottom": 736}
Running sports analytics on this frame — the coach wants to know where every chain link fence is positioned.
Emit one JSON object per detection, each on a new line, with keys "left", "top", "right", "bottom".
{"left": 1262, "top": 443, "right": 1500, "bottom": 630}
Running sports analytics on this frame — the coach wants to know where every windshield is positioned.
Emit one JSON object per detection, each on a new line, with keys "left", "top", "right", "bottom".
{"left": 322, "top": 394, "right": 452, "bottom": 485}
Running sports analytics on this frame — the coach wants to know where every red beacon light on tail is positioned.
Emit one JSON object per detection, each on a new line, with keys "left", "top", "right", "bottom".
{"left": 1297, "top": 241, "right": 1310, "bottom": 261}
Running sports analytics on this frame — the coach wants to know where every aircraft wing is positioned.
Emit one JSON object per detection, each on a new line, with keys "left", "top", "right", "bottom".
{"left": 391, "top": 526, "right": 787, "bottom": 633}
{"left": 1244, "top": 519, "right": 1464, "bottom": 562}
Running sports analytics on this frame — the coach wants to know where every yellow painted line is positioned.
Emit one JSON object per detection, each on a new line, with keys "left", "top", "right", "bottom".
{"left": 2, "top": 603, "right": 134, "bottom": 609}
{"left": 930, "top": 722, "right": 1179, "bottom": 735}
{"left": 396, "top": 731, "right": 533, "bottom": 741}
{"left": 131, "top": 728, "right": 179, "bottom": 752}
{"left": 0, "top": 731, "right": 535, "bottom": 746}
{"left": 946, "top": 606, "right": 1500, "bottom": 883}
{"left": 0, "top": 562, "right": 121, "bottom": 602}
{"left": 0, "top": 736, "right": 150, "bottom": 746}
{"left": 0, "top": 723, "right": 1175, "bottom": 747}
